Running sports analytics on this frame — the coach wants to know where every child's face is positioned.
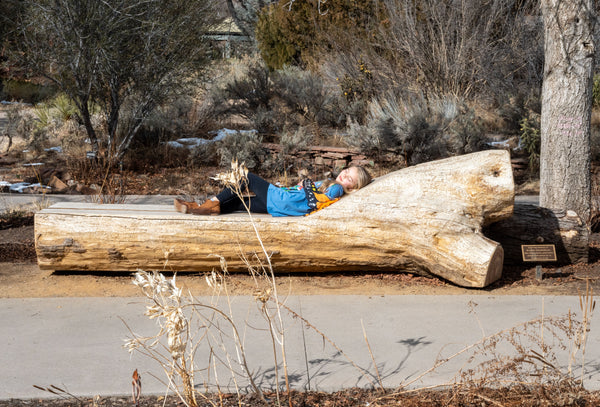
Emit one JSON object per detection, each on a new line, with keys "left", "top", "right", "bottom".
{"left": 336, "top": 167, "right": 359, "bottom": 190}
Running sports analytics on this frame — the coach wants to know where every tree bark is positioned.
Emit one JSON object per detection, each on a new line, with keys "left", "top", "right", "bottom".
{"left": 35, "top": 150, "right": 515, "bottom": 288}
{"left": 540, "top": 0, "right": 595, "bottom": 223}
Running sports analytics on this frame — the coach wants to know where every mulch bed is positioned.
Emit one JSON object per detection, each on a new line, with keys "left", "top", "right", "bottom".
{"left": 0, "top": 213, "right": 34, "bottom": 230}
{"left": 0, "top": 240, "right": 36, "bottom": 262}
{"left": 0, "top": 213, "right": 36, "bottom": 262}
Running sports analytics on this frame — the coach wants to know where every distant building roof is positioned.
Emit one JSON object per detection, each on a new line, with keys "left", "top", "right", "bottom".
{"left": 207, "top": 17, "right": 245, "bottom": 36}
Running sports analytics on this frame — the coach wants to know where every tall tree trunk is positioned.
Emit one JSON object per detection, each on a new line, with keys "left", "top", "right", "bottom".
{"left": 540, "top": 0, "right": 595, "bottom": 223}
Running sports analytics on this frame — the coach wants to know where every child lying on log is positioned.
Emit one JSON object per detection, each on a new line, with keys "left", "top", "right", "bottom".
{"left": 174, "top": 166, "right": 372, "bottom": 217}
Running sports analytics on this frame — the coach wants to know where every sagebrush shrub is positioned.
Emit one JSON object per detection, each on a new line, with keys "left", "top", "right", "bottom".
{"left": 381, "top": 0, "right": 541, "bottom": 98}
{"left": 213, "top": 58, "right": 277, "bottom": 133}
{"left": 262, "top": 126, "right": 315, "bottom": 175}
{"left": 216, "top": 129, "right": 266, "bottom": 169}
{"left": 345, "top": 116, "right": 380, "bottom": 153}
{"left": 345, "top": 93, "right": 483, "bottom": 165}
{"left": 280, "top": 126, "right": 314, "bottom": 155}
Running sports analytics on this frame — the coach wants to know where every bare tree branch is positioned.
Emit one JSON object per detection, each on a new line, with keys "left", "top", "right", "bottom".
{"left": 15, "top": 0, "right": 220, "bottom": 164}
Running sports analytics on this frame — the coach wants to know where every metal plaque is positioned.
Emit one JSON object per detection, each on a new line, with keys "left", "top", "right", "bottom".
{"left": 521, "top": 245, "right": 557, "bottom": 262}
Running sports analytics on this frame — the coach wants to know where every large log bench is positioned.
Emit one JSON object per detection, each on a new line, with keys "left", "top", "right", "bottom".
{"left": 35, "top": 150, "right": 515, "bottom": 288}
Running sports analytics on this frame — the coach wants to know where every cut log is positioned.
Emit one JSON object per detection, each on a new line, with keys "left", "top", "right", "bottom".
{"left": 35, "top": 150, "right": 515, "bottom": 288}
{"left": 483, "top": 203, "right": 589, "bottom": 265}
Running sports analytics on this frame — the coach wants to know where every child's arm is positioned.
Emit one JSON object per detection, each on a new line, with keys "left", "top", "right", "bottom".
{"left": 325, "top": 183, "right": 344, "bottom": 199}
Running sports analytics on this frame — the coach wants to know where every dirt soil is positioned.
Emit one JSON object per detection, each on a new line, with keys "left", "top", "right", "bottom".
{"left": 2, "top": 386, "right": 599, "bottom": 407}
{"left": 2, "top": 218, "right": 600, "bottom": 298}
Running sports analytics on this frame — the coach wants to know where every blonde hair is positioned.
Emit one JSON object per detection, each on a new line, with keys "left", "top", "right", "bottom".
{"left": 318, "top": 166, "right": 372, "bottom": 194}
{"left": 352, "top": 166, "right": 372, "bottom": 191}
{"left": 317, "top": 178, "right": 336, "bottom": 193}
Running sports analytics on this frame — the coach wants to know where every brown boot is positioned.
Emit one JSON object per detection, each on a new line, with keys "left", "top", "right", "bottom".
{"left": 188, "top": 199, "right": 220, "bottom": 216}
{"left": 174, "top": 198, "right": 201, "bottom": 214}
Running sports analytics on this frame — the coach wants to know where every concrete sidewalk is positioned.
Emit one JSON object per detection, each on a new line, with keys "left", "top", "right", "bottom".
{"left": 1, "top": 295, "right": 598, "bottom": 400}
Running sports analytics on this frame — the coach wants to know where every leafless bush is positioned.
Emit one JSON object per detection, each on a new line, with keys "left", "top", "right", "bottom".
{"left": 314, "top": 0, "right": 542, "bottom": 132}
{"left": 185, "top": 99, "right": 218, "bottom": 137}
{"left": 110, "top": 96, "right": 216, "bottom": 170}
{"left": 318, "top": 52, "right": 380, "bottom": 125}
{"left": 118, "top": 95, "right": 220, "bottom": 171}
{"left": 379, "top": 0, "right": 542, "bottom": 99}
{"left": 213, "top": 56, "right": 344, "bottom": 133}
{"left": 142, "top": 96, "right": 216, "bottom": 140}
{"left": 213, "top": 58, "right": 275, "bottom": 132}
{"left": 2, "top": 104, "right": 34, "bottom": 154}
{"left": 273, "top": 65, "right": 343, "bottom": 128}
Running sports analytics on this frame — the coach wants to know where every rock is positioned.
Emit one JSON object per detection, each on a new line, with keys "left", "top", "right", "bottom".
{"left": 48, "top": 175, "right": 68, "bottom": 192}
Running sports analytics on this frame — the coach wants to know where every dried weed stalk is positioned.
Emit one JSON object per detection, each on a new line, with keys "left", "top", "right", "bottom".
{"left": 87, "top": 167, "right": 128, "bottom": 204}
{"left": 125, "top": 160, "right": 374, "bottom": 407}
{"left": 123, "top": 161, "right": 279, "bottom": 406}
{"left": 124, "top": 160, "right": 596, "bottom": 407}
{"left": 377, "top": 293, "right": 595, "bottom": 405}
{"left": 569, "top": 281, "right": 596, "bottom": 382}
{"left": 123, "top": 271, "right": 201, "bottom": 407}
{"left": 213, "top": 159, "right": 292, "bottom": 406}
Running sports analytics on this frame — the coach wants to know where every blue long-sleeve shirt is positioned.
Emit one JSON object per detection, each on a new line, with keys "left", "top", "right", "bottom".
{"left": 266, "top": 182, "right": 344, "bottom": 216}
